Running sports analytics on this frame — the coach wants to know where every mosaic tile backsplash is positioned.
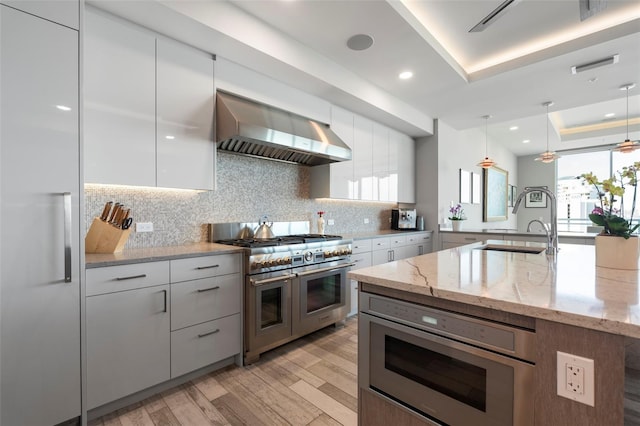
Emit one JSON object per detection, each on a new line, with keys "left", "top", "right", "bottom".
{"left": 85, "top": 152, "right": 396, "bottom": 249}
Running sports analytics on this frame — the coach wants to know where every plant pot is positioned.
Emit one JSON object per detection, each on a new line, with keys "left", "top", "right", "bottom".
{"left": 595, "top": 234, "right": 639, "bottom": 270}
{"left": 451, "top": 220, "right": 463, "bottom": 232}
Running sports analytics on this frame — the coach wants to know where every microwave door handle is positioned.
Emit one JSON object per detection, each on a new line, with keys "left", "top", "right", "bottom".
{"left": 295, "top": 263, "right": 356, "bottom": 277}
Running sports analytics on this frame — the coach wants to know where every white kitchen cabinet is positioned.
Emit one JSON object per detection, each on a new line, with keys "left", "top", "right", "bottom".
{"left": 1, "top": 5, "right": 81, "bottom": 425}
{"left": 1, "top": 0, "right": 79, "bottom": 29}
{"left": 86, "top": 263, "right": 171, "bottom": 410}
{"left": 404, "top": 232, "right": 433, "bottom": 257}
{"left": 353, "top": 115, "right": 374, "bottom": 200}
{"left": 84, "top": 8, "right": 157, "bottom": 187}
{"left": 86, "top": 282, "right": 171, "bottom": 409}
{"left": 156, "top": 38, "right": 215, "bottom": 190}
{"left": 349, "top": 245, "right": 373, "bottom": 317}
{"left": 85, "top": 8, "right": 215, "bottom": 190}
{"left": 373, "top": 122, "right": 390, "bottom": 201}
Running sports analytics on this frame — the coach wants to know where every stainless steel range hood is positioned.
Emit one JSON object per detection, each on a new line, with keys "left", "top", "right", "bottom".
{"left": 216, "top": 91, "right": 352, "bottom": 166}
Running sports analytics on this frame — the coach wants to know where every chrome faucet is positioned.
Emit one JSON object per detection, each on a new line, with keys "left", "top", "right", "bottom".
{"left": 513, "top": 186, "right": 558, "bottom": 255}
{"left": 527, "top": 219, "right": 551, "bottom": 251}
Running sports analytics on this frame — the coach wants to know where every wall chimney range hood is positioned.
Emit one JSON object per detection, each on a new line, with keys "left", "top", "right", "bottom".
{"left": 215, "top": 91, "right": 352, "bottom": 166}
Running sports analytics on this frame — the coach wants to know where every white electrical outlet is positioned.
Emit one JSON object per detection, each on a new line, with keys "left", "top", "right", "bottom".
{"left": 557, "top": 351, "right": 595, "bottom": 406}
{"left": 327, "top": 219, "right": 335, "bottom": 226}
{"left": 364, "top": 218, "right": 370, "bottom": 224}
{"left": 136, "top": 222, "right": 154, "bottom": 233}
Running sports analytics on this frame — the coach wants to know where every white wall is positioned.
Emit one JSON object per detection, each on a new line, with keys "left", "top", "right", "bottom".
{"left": 437, "top": 120, "right": 518, "bottom": 230}
{"left": 516, "top": 154, "right": 557, "bottom": 230}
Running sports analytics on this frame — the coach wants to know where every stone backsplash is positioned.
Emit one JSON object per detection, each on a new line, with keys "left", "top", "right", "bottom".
{"left": 85, "top": 151, "right": 397, "bottom": 249}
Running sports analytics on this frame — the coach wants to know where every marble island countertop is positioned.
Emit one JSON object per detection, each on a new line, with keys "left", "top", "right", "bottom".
{"left": 349, "top": 240, "right": 640, "bottom": 338}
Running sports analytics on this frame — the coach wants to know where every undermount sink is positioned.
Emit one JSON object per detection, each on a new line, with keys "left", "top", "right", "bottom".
{"left": 476, "top": 244, "right": 546, "bottom": 254}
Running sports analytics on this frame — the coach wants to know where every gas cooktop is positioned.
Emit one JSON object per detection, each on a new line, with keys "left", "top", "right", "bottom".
{"left": 216, "top": 234, "right": 343, "bottom": 248}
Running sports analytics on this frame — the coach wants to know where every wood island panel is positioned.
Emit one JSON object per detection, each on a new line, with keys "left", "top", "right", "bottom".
{"left": 359, "top": 388, "right": 431, "bottom": 426}
{"left": 535, "top": 319, "right": 625, "bottom": 426}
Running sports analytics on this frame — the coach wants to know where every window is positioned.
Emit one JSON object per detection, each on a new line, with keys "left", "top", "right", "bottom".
{"left": 556, "top": 148, "right": 640, "bottom": 232}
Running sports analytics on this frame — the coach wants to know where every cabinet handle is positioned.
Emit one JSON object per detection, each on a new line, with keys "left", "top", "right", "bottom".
{"left": 196, "top": 264, "right": 219, "bottom": 270}
{"left": 464, "top": 237, "right": 476, "bottom": 241}
{"left": 116, "top": 274, "right": 147, "bottom": 281}
{"left": 63, "top": 192, "right": 72, "bottom": 283}
{"left": 198, "top": 329, "right": 220, "bottom": 338}
{"left": 162, "top": 290, "right": 167, "bottom": 313}
{"left": 354, "top": 259, "right": 361, "bottom": 263}
{"left": 197, "top": 285, "right": 220, "bottom": 293}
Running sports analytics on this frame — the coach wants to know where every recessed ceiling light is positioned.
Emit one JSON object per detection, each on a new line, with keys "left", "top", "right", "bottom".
{"left": 56, "top": 105, "right": 71, "bottom": 111}
{"left": 571, "top": 54, "right": 619, "bottom": 74}
{"left": 522, "top": 139, "right": 530, "bottom": 144}
{"left": 398, "top": 71, "right": 413, "bottom": 80}
{"left": 588, "top": 77, "right": 598, "bottom": 83}
{"left": 509, "top": 126, "right": 519, "bottom": 131}
{"left": 346, "top": 34, "right": 374, "bottom": 51}
{"left": 605, "top": 113, "right": 615, "bottom": 118}
{"left": 165, "top": 135, "right": 175, "bottom": 140}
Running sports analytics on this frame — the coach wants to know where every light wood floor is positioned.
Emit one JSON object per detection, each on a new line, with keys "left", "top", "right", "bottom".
{"left": 89, "top": 316, "right": 358, "bottom": 426}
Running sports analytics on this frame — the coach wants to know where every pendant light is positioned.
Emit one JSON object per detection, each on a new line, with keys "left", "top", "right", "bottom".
{"left": 477, "top": 115, "right": 496, "bottom": 168}
{"left": 613, "top": 83, "right": 638, "bottom": 153}
{"left": 535, "top": 101, "right": 560, "bottom": 163}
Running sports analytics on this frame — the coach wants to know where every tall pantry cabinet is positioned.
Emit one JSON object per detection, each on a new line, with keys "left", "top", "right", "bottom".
{"left": 0, "top": 2, "right": 82, "bottom": 425}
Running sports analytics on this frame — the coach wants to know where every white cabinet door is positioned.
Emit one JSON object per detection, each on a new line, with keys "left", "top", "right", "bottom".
{"left": 353, "top": 115, "right": 374, "bottom": 200}
{"left": 1, "top": 6, "right": 81, "bottom": 424}
{"left": 372, "top": 122, "right": 389, "bottom": 201}
{"left": 156, "top": 39, "right": 215, "bottom": 190}
{"left": 84, "top": 9, "right": 156, "bottom": 186}
{"left": 86, "top": 284, "right": 171, "bottom": 409}
{"left": 1, "top": 0, "right": 79, "bottom": 29}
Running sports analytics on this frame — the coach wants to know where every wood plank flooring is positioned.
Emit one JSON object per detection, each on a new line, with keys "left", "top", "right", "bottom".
{"left": 89, "top": 317, "right": 358, "bottom": 426}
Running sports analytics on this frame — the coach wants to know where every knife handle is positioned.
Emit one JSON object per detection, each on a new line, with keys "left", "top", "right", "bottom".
{"left": 100, "top": 201, "right": 112, "bottom": 221}
{"left": 112, "top": 208, "right": 126, "bottom": 227}
{"left": 108, "top": 204, "right": 121, "bottom": 224}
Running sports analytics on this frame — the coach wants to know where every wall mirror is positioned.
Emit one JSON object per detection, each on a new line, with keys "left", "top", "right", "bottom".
{"left": 483, "top": 166, "right": 508, "bottom": 221}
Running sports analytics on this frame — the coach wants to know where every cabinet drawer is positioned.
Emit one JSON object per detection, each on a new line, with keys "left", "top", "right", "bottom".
{"left": 407, "top": 232, "right": 431, "bottom": 244}
{"left": 171, "top": 314, "right": 241, "bottom": 378}
{"left": 389, "top": 235, "right": 407, "bottom": 247}
{"left": 352, "top": 239, "right": 372, "bottom": 254}
{"left": 171, "top": 253, "right": 241, "bottom": 283}
{"left": 171, "top": 273, "right": 241, "bottom": 331}
{"left": 371, "top": 237, "right": 390, "bottom": 250}
{"left": 440, "top": 233, "right": 486, "bottom": 245}
{"left": 351, "top": 252, "right": 372, "bottom": 270}
{"left": 86, "top": 261, "right": 170, "bottom": 296}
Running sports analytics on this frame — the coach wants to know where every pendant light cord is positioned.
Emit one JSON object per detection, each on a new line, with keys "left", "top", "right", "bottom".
{"left": 626, "top": 86, "right": 630, "bottom": 139}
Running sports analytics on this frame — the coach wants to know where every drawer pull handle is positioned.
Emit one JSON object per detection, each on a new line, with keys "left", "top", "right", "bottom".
{"left": 198, "top": 329, "right": 220, "bottom": 338}
{"left": 354, "top": 259, "right": 361, "bottom": 263}
{"left": 162, "top": 290, "right": 167, "bottom": 313}
{"left": 116, "top": 274, "right": 147, "bottom": 281}
{"left": 196, "top": 264, "right": 219, "bottom": 270}
{"left": 197, "top": 286, "right": 220, "bottom": 293}
{"left": 464, "top": 237, "right": 476, "bottom": 241}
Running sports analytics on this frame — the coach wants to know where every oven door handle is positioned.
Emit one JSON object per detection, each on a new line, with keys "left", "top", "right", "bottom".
{"left": 250, "top": 274, "right": 294, "bottom": 287}
{"left": 295, "top": 263, "right": 356, "bottom": 277}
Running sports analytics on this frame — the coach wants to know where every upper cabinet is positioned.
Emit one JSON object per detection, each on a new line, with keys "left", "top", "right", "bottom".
{"left": 1, "top": 0, "right": 79, "bottom": 29}
{"left": 156, "top": 39, "right": 215, "bottom": 190}
{"left": 84, "top": 9, "right": 215, "bottom": 190}
{"left": 311, "top": 107, "right": 415, "bottom": 203}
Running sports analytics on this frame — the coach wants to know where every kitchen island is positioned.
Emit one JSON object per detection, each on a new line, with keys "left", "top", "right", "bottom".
{"left": 349, "top": 240, "right": 640, "bottom": 426}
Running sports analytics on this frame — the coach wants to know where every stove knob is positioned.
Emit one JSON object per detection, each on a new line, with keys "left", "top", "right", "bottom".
{"left": 276, "top": 258, "right": 287, "bottom": 265}
{"left": 333, "top": 250, "right": 341, "bottom": 257}
{"left": 283, "top": 257, "right": 291, "bottom": 264}
{"left": 304, "top": 251, "right": 313, "bottom": 262}
{"left": 251, "top": 262, "right": 260, "bottom": 269}
{"left": 260, "top": 260, "right": 270, "bottom": 268}
{"left": 324, "top": 251, "right": 333, "bottom": 258}
{"left": 346, "top": 248, "right": 352, "bottom": 255}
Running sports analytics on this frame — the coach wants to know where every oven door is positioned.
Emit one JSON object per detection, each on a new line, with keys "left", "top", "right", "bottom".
{"left": 292, "top": 263, "right": 350, "bottom": 336}
{"left": 246, "top": 273, "right": 293, "bottom": 362}
{"left": 360, "top": 312, "right": 534, "bottom": 426}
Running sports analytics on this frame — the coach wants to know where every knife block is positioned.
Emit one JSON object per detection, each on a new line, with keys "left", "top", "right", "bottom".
{"left": 85, "top": 217, "right": 132, "bottom": 253}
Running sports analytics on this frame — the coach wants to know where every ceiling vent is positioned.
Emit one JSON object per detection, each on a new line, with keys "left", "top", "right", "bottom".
{"left": 571, "top": 54, "right": 619, "bottom": 74}
{"left": 469, "top": 0, "right": 523, "bottom": 32}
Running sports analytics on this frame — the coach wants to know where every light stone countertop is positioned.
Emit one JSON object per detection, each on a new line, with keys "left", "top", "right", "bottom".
{"left": 439, "top": 227, "right": 599, "bottom": 239}
{"left": 349, "top": 239, "right": 640, "bottom": 338}
{"left": 85, "top": 242, "right": 244, "bottom": 268}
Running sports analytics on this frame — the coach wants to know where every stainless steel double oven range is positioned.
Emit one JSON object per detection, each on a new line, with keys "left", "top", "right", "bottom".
{"left": 211, "top": 222, "right": 353, "bottom": 364}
